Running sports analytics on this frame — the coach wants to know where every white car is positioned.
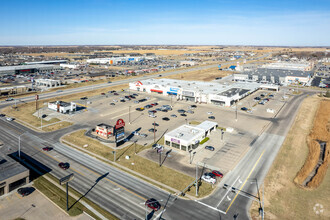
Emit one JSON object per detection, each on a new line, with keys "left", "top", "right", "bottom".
{"left": 113, "top": 99, "right": 118, "bottom": 102}
{"left": 201, "top": 174, "right": 216, "bottom": 184}
{"left": 149, "top": 114, "right": 156, "bottom": 118}
{"left": 6, "top": 117, "right": 13, "bottom": 121}
{"left": 207, "top": 112, "right": 213, "bottom": 115}
{"left": 133, "top": 131, "right": 140, "bottom": 136}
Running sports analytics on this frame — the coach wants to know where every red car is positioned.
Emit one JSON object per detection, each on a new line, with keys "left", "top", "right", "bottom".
{"left": 58, "top": 162, "right": 70, "bottom": 170}
{"left": 42, "top": 147, "right": 53, "bottom": 152}
{"left": 145, "top": 198, "right": 161, "bottom": 211}
{"left": 212, "top": 170, "right": 223, "bottom": 178}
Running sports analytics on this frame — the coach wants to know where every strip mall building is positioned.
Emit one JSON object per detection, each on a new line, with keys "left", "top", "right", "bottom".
{"left": 129, "top": 78, "right": 278, "bottom": 107}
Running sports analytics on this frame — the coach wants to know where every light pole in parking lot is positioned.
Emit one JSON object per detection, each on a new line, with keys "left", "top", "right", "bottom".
{"left": 221, "top": 129, "right": 224, "bottom": 141}
{"left": 153, "top": 120, "right": 156, "bottom": 143}
{"left": 235, "top": 103, "right": 238, "bottom": 121}
{"left": 129, "top": 106, "right": 131, "bottom": 124}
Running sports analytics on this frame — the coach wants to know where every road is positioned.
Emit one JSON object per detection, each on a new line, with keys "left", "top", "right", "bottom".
{"left": 3, "top": 52, "right": 309, "bottom": 220}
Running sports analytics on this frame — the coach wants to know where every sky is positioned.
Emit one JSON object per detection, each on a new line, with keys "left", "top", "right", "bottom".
{"left": 0, "top": 0, "right": 330, "bottom": 46}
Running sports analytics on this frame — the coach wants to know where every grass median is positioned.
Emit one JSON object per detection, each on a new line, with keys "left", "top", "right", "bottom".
{"left": 62, "top": 129, "right": 215, "bottom": 198}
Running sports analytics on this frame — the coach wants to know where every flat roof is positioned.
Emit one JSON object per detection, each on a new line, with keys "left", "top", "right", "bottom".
{"left": 195, "top": 121, "right": 218, "bottom": 131}
{"left": 165, "top": 125, "right": 204, "bottom": 143}
{"left": 0, "top": 153, "right": 29, "bottom": 182}
{"left": 97, "top": 123, "right": 113, "bottom": 129}
{"left": 243, "top": 68, "right": 312, "bottom": 78}
{"left": 137, "top": 78, "right": 261, "bottom": 97}
{"left": 0, "top": 64, "right": 57, "bottom": 71}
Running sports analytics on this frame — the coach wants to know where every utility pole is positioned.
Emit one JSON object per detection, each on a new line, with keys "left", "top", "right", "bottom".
{"left": 195, "top": 163, "right": 198, "bottom": 196}
{"left": 112, "top": 151, "right": 116, "bottom": 162}
{"left": 235, "top": 103, "right": 238, "bottom": 121}
{"left": 129, "top": 106, "right": 131, "bottom": 124}
{"left": 153, "top": 120, "right": 156, "bottom": 143}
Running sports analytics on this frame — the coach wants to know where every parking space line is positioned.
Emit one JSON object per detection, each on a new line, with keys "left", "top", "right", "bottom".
{"left": 225, "top": 149, "right": 265, "bottom": 213}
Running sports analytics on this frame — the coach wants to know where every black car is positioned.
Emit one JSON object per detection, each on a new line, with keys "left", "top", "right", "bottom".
{"left": 17, "top": 187, "right": 35, "bottom": 197}
{"left": 208, "top": 116, "right": 215, "bottom": 119}
{"left": 120, "top": 99, "right": 126, "bottom": 102}
{"left": 241, "top": 107, "right": 248, "bottom": 111}
{"left": 152, "top": 123, "right": 159, "bottom": 126}
{"left": 133, "top": 93, "right": 138, "bottom": 96}
{"left": 110, "top": 103, "right": 115, "bottom": 105}
{"left": 180, "top": 113, "right": 187, "bottom": 117}
{"left": 0, "top": 114, "right": 5, "bottom": 117}
{"left": 162, "top": 117, "right": 170, "bottom": 121}
{"left": 205, "top": 146, "right": 215, "bottom": 151}
{"left": 191, "top": 105, "right": 197, "bottom": 108}
{"left": 80, "top": 97, "right": 88, "bottom": 100}
{"left": 161, "top": 109, "right": 168, "bottom": 112}
{"left": 58, "top": 162, "right": 70, "bottom": 170}
{"left": 178, "top": 109, "right": 186, "bottom": 114}
{"left": 148, "top": 128, "right": 157, "bottom": 132}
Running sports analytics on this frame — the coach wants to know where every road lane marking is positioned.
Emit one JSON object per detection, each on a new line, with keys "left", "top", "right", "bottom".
{"left": 217, "top": 175, "right": 240, "bottom": 207}
{"left": 154, "top": 208, "right": 166, "bottom": 219}
{"left": 195, "top": 200, "right": 226, "bottom": 214}
{"left": 225, "top": 149, "right": 265, "bottom": 213}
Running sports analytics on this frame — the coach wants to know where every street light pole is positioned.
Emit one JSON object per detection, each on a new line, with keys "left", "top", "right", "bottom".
{"left": 153, "top": 120, "right": 156, "bottom": 143}
{"left": 235, "top": 103, "right": 238, "bottom": 121}
{"left": 196, "top": 163, "right": 198, "bottom": 196}
{"left": 129, "top": 106, "right": 131, "bottom": 124}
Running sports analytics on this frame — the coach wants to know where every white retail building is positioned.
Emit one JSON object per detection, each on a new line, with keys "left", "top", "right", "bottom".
{"left": 129, "top": 78, "right": 278, "bottom": 107}
{"left": 164, "top": 121, "right": 218, "bottom": 152}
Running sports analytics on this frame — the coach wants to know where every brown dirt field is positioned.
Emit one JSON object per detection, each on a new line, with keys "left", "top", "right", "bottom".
{"left": 98, "top": 49, "right": 211, "bottom": 55}
{"left": 294, "top": 100, "right": 330, "bottom": 188}
{"left": 250, "top": 95, "right": 330, "bottom": 220}
{"left": 164, "top": 67, "right": 232, "bottom": 81}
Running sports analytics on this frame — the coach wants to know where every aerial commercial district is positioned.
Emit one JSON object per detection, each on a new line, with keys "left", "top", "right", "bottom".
{"left": 0, "top": 1, "right": 329, "bottom": 220}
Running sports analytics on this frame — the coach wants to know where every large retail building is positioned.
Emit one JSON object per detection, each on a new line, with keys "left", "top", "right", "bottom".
{"left": 129, "top": 78, "right": 278, "bottom": 107}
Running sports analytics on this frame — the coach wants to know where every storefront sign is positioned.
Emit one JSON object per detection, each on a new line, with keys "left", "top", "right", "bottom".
{"left": 171, "top": 138, "right": 180, "bottom": 144}
{"left": 115, "top": 119, "right": 125, "bottom": 129}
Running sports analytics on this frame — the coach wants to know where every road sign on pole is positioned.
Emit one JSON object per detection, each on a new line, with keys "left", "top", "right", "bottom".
{"left": 59, "top": 173, "right": 74, "bottom": 211}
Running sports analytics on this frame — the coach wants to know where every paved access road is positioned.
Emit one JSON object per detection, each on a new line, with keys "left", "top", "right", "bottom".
{"left": 0, "top": 90, "right": 315, "bottom": 220}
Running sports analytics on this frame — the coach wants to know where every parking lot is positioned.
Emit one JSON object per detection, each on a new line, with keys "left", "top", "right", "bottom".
{"left": 0, "top": 187, "right": 91, "bottom": 220}
{"left": 45, "top": 87, "right": 291, "bottom": 180}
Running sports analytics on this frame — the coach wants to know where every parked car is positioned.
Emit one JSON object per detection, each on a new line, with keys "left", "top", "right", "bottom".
{"left": 145, "top": 105, "right": 153, "bottom": 109}
{"left": 269, "top": 94, "right": 274, "bottom": 98}
{"left": 156, "top": 108, "right": 162, "bottom": 111}
{"left": 101, "top": 93, "right": 106, "bottom": 95}
{"left": 241, "top": 107, "right": 248, "bottom": 111}
{"left": 5, "top": 98, "right": 14, "bottom": 101}
{"left": 170, "top": 114, "right": 177, "bottom": 118}
{"left": 187, "top": 110, "right": 194, "bottom": 114}
{"left": 205, "top": 146, "right": 215, "bottom": 151}
{"left": 212, "top": 170, "right": 223, "bottom": 178}
{"left": 148, "top": 110, "right": 157, "bottom": 114}
{"left": 148, "top": 128, "right": 157, "bottom": 132}
{"left": 42, "top": 147, "right": 53, "bottom": 152}
{"left": 149, "top": 114, "right": 157, "bottom": 118}
{"left": 134, "top": 100, "right": 139, "bottom": 104}
{"left": 208, "top": 116, "right": 215, "bottom": 119}
{"left": 133, "top": 131, "right": 140, "bottom": 136}
{"left": 145, "top": 198, "right": 161, "bottom": 211}
{"left": 17, "top": 187, "right": 34, "bottom": 197}
{"left": 114, "top": 93, "right": 119, "bottom": 95}
{"left": 110, "top": 103, "right": 115, "bottom": 105}
{"left": 162, "top": 117, "right": 170, "bottom": 121}
{"left": 180, "top": 113, "right": 187, "bottom": 117}
{"left": 140, "top": 134, "right": 148, "bottom": 138}
{"left": 207, "top": 112, "right": 213, "bottom": 115}
{"left": 120, "top": 100, "right": 126, "bottom": 102}
{"left": 161, "top": 109, "right": 168, "bottom": 112}
{"left": 178, "top": 109, "right": 186, "bottom": 114}
{"left": 0, "top": 114, "right": 5, "bottom": 117}
{"left": 113, "top": 99, "right": 118, "bottom": 102}
{"left": 136, "top": 107, "right": 144, "bottom": 111}
{"left": 80, "top": 97, "right": 88, "bottom": 100}
{"left": 201, "top": 174, "right": 216, "bottom": 184}
{"left": 152, "top": 123, "right": 159, "bottom": 126}
{"left": 58, "top": 162, "right": 70, "bottom": 170}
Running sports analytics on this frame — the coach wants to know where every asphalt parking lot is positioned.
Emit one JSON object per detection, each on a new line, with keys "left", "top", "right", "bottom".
{"left": 51, "top": 88, "right": 286, "bottom": 178}
{"left": 0, "top": 186, "right": 91, "bottom": 220}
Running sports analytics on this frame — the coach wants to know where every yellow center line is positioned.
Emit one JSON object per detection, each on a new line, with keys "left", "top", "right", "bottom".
{"left": 225, "top": 149, "right": 265, "bottom": 213}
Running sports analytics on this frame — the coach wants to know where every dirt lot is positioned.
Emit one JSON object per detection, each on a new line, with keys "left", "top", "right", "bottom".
{"left": 165, "top": 67, "right": 233, "bottom": 81}
{"left": 250, "top": 95, "right": 330, "bottom": 220}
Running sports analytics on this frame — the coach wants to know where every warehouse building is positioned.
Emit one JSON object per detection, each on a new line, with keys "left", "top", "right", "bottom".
{"left": 129, "top": 79, "right": 276, "bottom": 107}
{"left": 0, "top": 152, "right": 30, "bottom": 196}
{"left": 48, "top": 101, "right": 76, "bottom": 113}
{"left": 234, "top": 68, "right": 313, "bottom": 85}
{"left": 35, "top": 79, "right": 62, "bottom": 87}
{"left": 0, "top": 64, "right": 62, "bottom": 75}
{"left": 164, "top": 121, "right": 218, "bottom": 152}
